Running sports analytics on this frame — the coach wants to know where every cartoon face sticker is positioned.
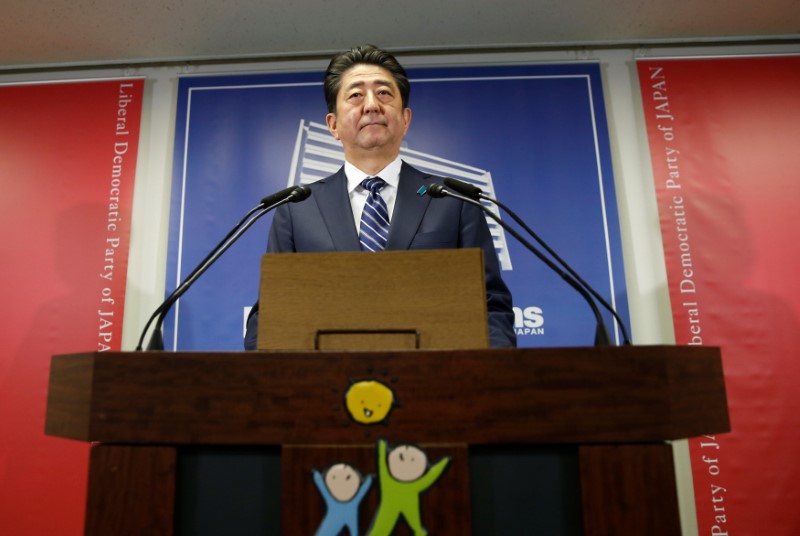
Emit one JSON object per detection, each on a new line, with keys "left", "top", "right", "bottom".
{"left": 345, "top": 380, "right": 395, "bottom": 424}
{"left": 324, "top": 463, "right": 362, "bottom": 502}
{"left": 387, "top": 444, "right": 428, "bottom": 482}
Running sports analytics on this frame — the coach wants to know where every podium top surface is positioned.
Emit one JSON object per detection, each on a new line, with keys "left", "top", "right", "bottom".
{"left": 46, "top": 345, "right": 729, "bottom": 446}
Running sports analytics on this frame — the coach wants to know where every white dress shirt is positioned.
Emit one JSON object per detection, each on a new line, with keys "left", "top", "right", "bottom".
{"left": 344, "top": 156, "right": 402, "bottom": 232}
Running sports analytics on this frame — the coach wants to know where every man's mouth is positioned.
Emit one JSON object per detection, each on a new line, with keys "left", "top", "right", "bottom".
{"left": 360, "top": 120, "right": 386, "bottom": 129}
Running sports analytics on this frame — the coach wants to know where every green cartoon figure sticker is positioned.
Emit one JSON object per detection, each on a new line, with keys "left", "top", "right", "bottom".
{"left": 367, "top": 439, "right": 451, "bottom": 535}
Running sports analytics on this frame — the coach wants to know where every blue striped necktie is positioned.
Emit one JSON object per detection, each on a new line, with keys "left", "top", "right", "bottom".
{"left": 359, "top": 177, "right": 390, "bottom": 251}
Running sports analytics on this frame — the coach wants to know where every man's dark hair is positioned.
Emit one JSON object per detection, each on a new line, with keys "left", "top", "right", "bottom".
{"left": 323, "top": 44, "right": 410, "bottom": 114}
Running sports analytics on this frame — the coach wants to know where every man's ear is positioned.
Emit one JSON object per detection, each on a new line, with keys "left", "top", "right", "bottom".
{"left": 402, "top": 107, "right": 412, "bottom": 135}
{"left": 326, "top": 112, "right": 340, "bottom": 140}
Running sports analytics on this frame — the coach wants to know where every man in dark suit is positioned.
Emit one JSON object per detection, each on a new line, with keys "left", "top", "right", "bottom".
{"left": 245, "top": 44, "right": 515, "bottom": 349}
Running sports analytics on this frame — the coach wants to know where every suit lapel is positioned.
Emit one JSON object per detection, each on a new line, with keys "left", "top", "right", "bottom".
{"left": 314, "top": 168, "right": 361, "bottom": 251}
{"left": 386, "top": 162, "right": 431, "bottom": 250}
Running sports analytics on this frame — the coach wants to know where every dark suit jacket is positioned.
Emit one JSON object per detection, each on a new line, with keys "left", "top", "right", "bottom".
{"left": 244, "top": 161, "right": 516, "bottom": 348}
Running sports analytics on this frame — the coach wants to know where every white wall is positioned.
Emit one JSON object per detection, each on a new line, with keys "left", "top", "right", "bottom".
{"left": 2, "top": 41, "right": 796, "bottom": 534}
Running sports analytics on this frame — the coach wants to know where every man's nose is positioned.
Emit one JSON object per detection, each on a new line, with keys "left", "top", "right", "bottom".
{"left": 364, "top": 90, "right": 380, "bottom": 112}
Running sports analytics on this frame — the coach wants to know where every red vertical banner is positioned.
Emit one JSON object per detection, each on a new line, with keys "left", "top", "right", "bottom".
{"left": 0, "top": 79, "right": 143, "bottom": 535}
{"left": 638, "top": 57, "right": 800, "bottom": 535}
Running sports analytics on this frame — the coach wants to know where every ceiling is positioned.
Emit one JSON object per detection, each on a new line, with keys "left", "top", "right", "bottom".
{"left": 2, "top": 0, "right": 799, "bottom": 70}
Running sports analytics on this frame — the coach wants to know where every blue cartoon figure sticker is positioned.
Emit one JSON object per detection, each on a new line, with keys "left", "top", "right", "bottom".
{"left": 313, "top": 463, "right": 373, "bottom": 536}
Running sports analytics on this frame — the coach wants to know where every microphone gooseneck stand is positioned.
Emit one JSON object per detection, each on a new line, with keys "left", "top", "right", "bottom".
{"left": 422, "top": 182, "right": 613, "bottom": 346}
{"left": 136, "top": 185, "right": 311, "bottom": 351}
{"left": 442, "top": 177, "right": 631, "bottom": 345}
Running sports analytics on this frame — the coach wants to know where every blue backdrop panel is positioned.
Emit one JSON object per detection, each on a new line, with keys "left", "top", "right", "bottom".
{"left": 166, "top": 64, "right": 629, "bottom": 350}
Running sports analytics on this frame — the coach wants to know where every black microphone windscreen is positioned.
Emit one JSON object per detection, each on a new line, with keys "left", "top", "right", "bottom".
{"left": 426, "top": 183, "right": 447, "bottom": 198}
{"left": 444, "top": 177, "right": 482, "bottom": 200}
{"left": 289, "top": 185, "right": 312, "bottom": 202}
{"left": 260, "top": 186, "right": 297, "bottom": 207}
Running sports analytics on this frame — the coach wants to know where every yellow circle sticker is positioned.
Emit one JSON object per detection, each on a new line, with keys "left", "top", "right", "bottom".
{"left": 345, "top": 380, "right": 395, "bottom": 424}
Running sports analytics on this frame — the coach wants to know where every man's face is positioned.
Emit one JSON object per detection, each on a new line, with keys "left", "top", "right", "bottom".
{"left": 326, "top": 64, "right": 412, "bottom": 160}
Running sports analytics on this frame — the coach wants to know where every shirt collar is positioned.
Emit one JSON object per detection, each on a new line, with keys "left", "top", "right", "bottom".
{"left": 345, "top": 156, "right": 402, "bottom": 193}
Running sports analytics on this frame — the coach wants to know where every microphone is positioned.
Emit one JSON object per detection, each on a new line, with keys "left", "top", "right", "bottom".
{"left": 424, "top": 182, "right": 448, "bottom": 198}
{"left": 136, "top": 185, "right": 311, "bottom": 351}
{"left": 421, "top": 182, "right": 613, "bottom": 346}
{"left": 443, "top": 178, "right": 482, "bottom": 199}
{"left": 261, "top": 185, "right": 312, "bottom": 206}
{"left": 442, "top": 177, "right": 631, "bottom": 345}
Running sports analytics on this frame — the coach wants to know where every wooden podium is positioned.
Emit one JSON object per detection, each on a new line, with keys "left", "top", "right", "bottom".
{"left": 46, "top": 346, "right": 729, "bottom": 535}
{"left": 257, "top": 250, "right": 492, "bottom": 351}
{"left": 45, "top": 250, "right": 729, "bottom": 534}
